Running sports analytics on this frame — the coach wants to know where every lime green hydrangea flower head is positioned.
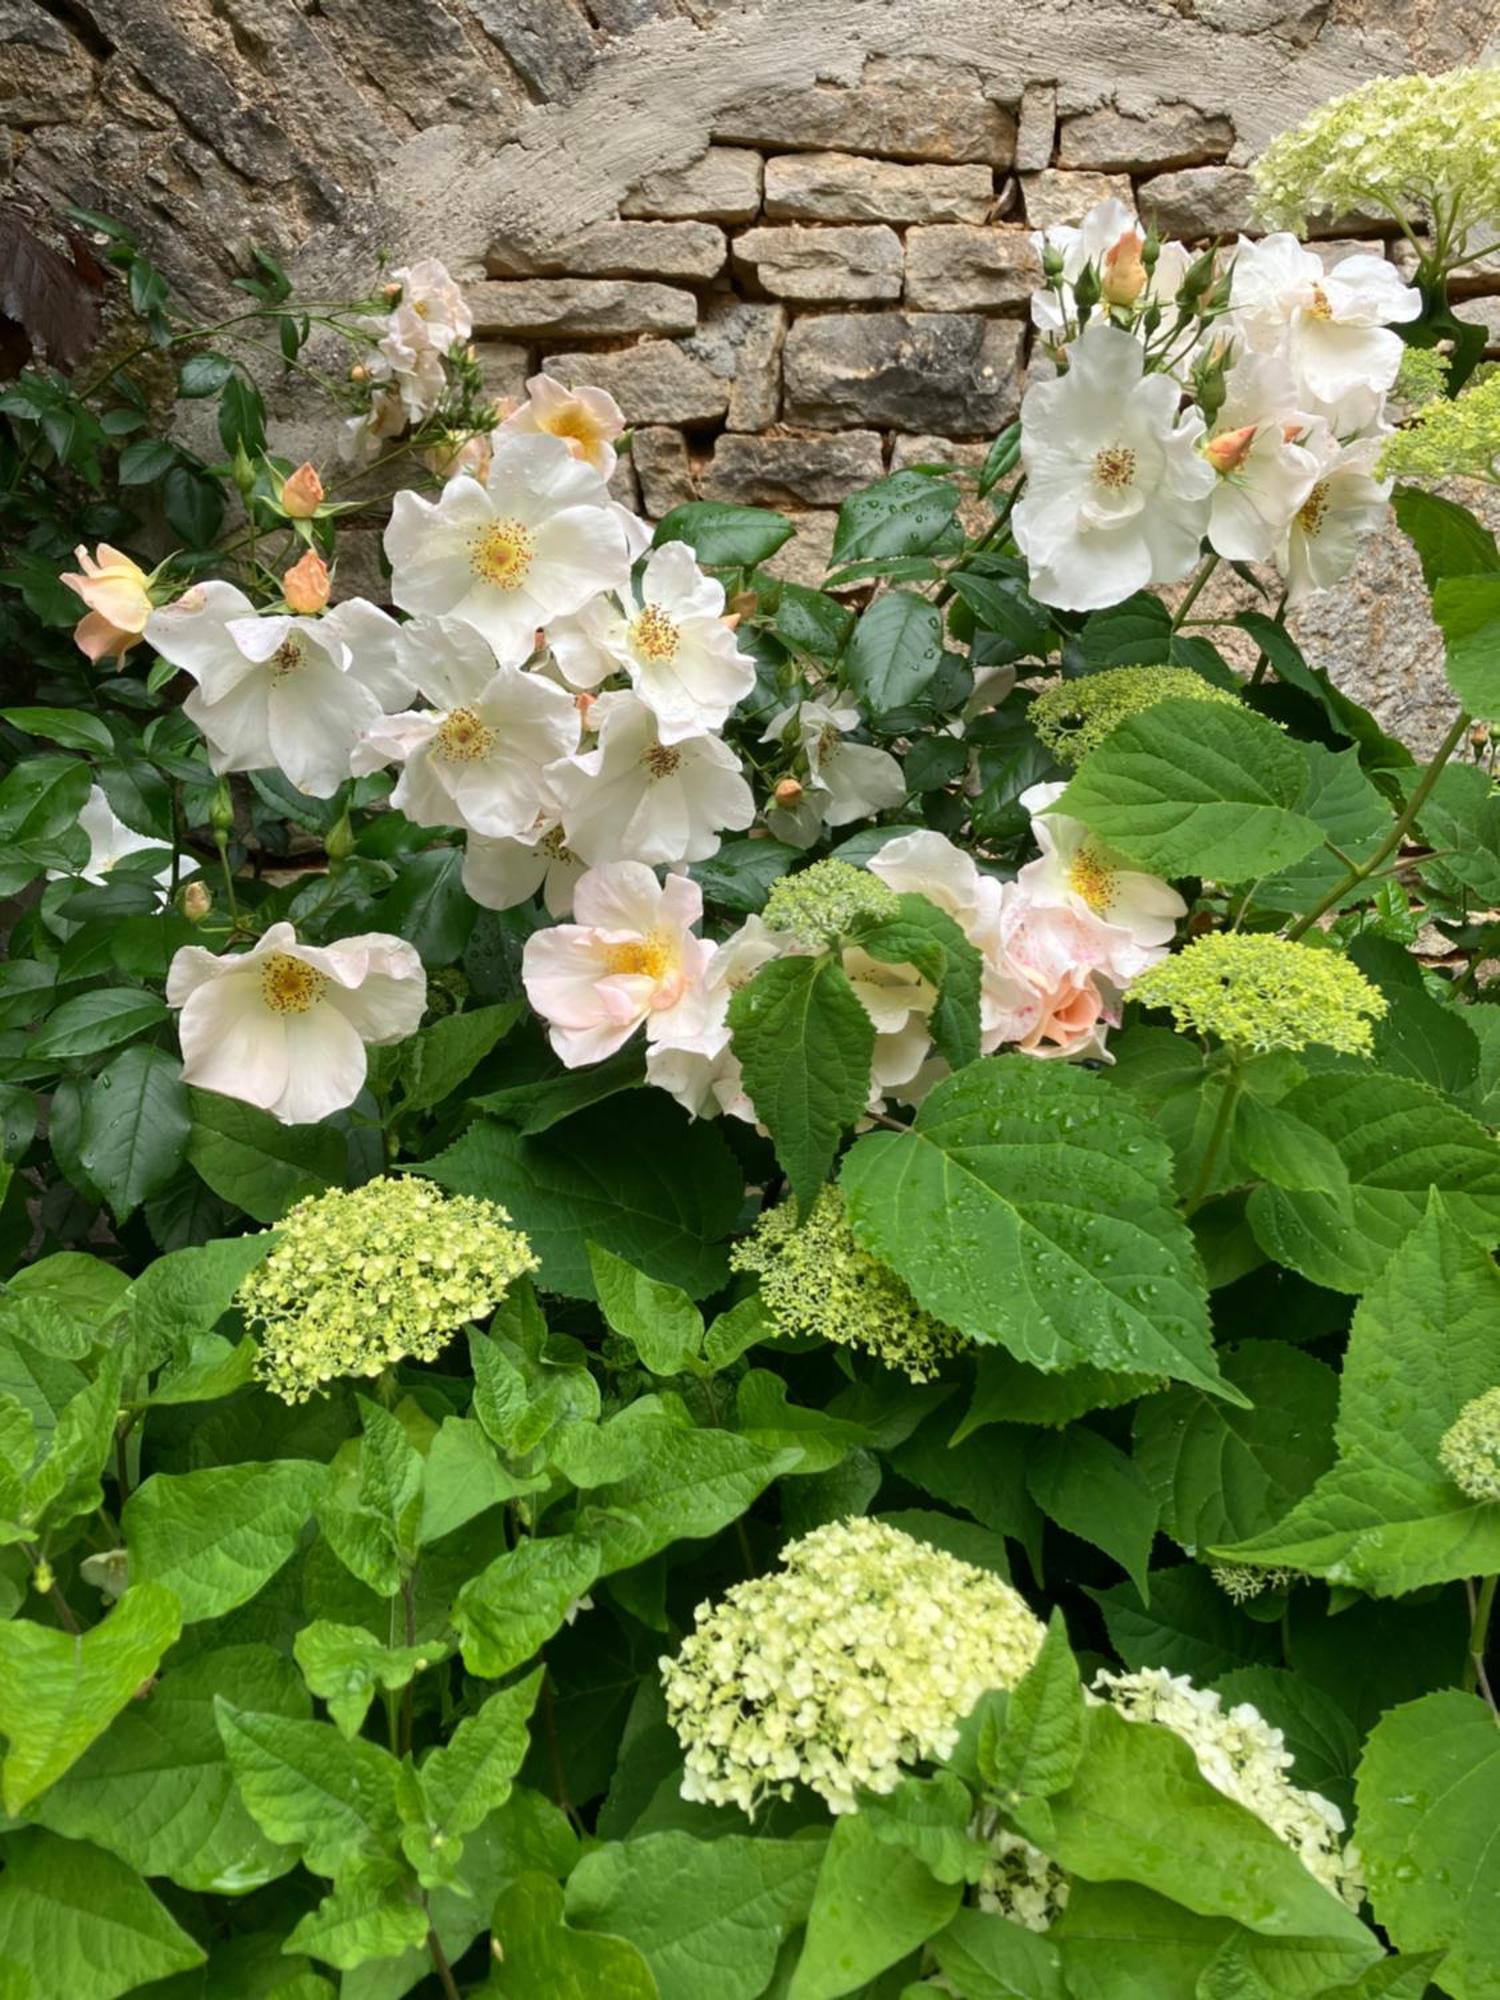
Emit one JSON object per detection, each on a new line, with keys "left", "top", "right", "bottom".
{"left": 762, "top": 858, "right": 899, "bottom": 948}
{"left": 1437, "top": 1386, "right": 1500, "bottom": 1503}
{"left": 660, "top": 1516, "right": 1045, "bottom": 1814}
{"left": 1130, "top": 932, "right": 1386, "bottom": 1057}
{"left": 237, "top": 1176, "right": 538, "bottom": 1402}
{"left": 1031, "top": 666, "right": 1241, "bottom": 767}
{"left": 730, "top": 1184, "right": 967, "bottom": 1382}
{"left": 1252, "top": 68, "right": 1500, "bottom": 264}
{"left": 1380, "top": 372, "right": 1500, "bottom": 484}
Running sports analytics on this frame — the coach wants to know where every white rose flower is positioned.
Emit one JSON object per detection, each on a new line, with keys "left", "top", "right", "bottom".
{"left": 462, "top": 815, "right": 584, "bottom": 920}
{"left": 762, "top": 699, "right": 906, "bottom": 847}
{"left": 1277, "top": 432, "right": 1392, "bottom": 603}
{"left": 1013, "top": 321, "right": 1216, "bottom": 613}
{"left": 496, "top": 372, "right": 625, "bottom": 478}
{"left": 646, "top": 914, "right": 784, "bottom": 1122}
{"left": 546, "top": 689, "right": 754, "bottom": 867}
{"left": 1203, "top": 354, "right": 1326, "bottom": 564}
{"left": 384, "top": 433, "right": 631, "bottom": 666}
{"left": 146, "top": 581, "right": 384, "bottom": 798}
{"left": 167, "top": 922, "right": 426, "bottom": 1125}
{"left": 51, "top": 785, "right": 172, "bottom": 895}
{"left": 1018, "top": 781, "right": 1185, "bottom": 982}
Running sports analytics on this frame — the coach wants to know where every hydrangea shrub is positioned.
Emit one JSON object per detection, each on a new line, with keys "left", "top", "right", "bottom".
{"left": 0, "top": 67, "right": 1497, "bottom": 2000}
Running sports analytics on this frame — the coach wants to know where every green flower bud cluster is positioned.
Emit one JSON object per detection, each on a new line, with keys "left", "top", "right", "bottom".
{"left": 1379, "top": 371, "right": 1500, "bottom": 484}
{"left": 1437, "top": 1385, "right": 1500, "bottom": 1503}
{"left": 661, "top": 1516, "right": 1045, "bottom": 1815}
{"left": 1030, "top": 666, "right": 1241, "bottom": 767}
{"left": 730, "top": 1185, "right": 968, "bottom": 1383}
{"left": 237, "top": 1176, "right": 537, "bottom": 1402}
{"left": 762, "top": 858, "right": 899, "bottom": 949}
{"left": 1252, "top": 67, "right": 1500, "bottom": 266}
{"left": 1130, "top": 931, "right": 1386, "bottom": 1058}
{"left": 1210, "top": 1562, "right": 1298, "bottom": 1605}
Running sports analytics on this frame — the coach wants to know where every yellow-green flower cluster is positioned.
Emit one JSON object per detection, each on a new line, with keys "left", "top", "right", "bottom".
{"left": 1437, "top": 1385, "right": 1500, "bottom": 1502}
{"left": 1380, "top": 372, "right": 1500, "bottom": 484}
{"left": 1095, "top": 1668, "right": 1362, "bottom": 1908}
{"left": 1392, "top": 344, "right": 1453, "bottom": 412}
{"left": 1252, "top": 68, "right": 1500, "bottom": 264}
{"left": 730, "top": 1185, "right": 968, "bottom": 1382}
{"left": 971, "top": 1810, "right": 1071, "bottom": 1932}
{"left": 1130, "top": 932, "right": 1386, "bottom": 1057}
{"left": 237, "top": 1176, "right": 537, "bottom": 1402}
{"left": 1210, "top": 1562, "right": 1298, "bottom": 1605}
{"left": 762, "top": 859, "right": 899, "bottom": 948}
{"left": 1031, "top": 666, "right": 1240, "bottom": 767}
{"left": 661, "top": 1516, "right": 1045, "bottom": 1815}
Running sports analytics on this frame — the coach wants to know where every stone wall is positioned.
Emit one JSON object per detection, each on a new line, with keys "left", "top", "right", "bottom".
{"left": 5, "top": 0, "right": 1500, "bottom": 743}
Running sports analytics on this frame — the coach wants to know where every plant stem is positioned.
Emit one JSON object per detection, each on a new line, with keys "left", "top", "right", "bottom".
{"left": 399, "top": 1575, "right": 418, "bottom": 1757}
{"left": 1285, "top": 708, "right": 1472, "bottom": 938}
{"left": 1171, "top": 552, "right": 1220, "bottom": 632}
{"left": 540, "top": 1672, "right": 584, "bottom": 1835}
{"left": 114, "top": 1423, "right": 131, "bottom": 1508}
{"left": 1463, "top": 1574, "right": 1497, "bottom": 1711}
{"left": 213, "top": 831, "right": 240, "bottom": 921}
{"left": 1184, "top": 1065, "right": 1243, "bottom": 1215}
{"left": 426, "top": 1923, "right": 461, "bottom": 2000}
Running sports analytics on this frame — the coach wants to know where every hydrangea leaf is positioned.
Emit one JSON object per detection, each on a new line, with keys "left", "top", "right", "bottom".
{"left": 283, "top": 1869, "right": 429, "bottom": 1974}
{"left": 841, "top": 1056, "right": 1232, "bottom": 1399}
{"left": 930, "top": 1906, "right": 1066, "bottom": 2000}
{"left": 1254, "top": 746, "right": 1391, "bottom": 917}
{"left": 852, "top": 892, "right": 983, "bottom": 1071}
{"left": 1246, "top": 1073, "right": 1500, "bottom": 1294}
{"left": 0, "top": 1830, "right": 205, "bottom": 2000}
{"left": 34, "top": 1643, "right": 309, "bottom": 1892}
{"left": 729, "top": 954, "right": 875, "bottom": 1214}
{"left": 1056, "top": 698, "right": 1323, "bottom": 879}
{"left": 587, "top": 1245, "right": 705, "bottom": 1377}
{"left": 1356, "top": 1690, "right": 1500, "bottom": 1999}
{"left": 486, "top": 1872, "right": 658, "bottom": 2000}
{"left": 452, "top": 1534, "right": 603, "bottom": 1681}
{"left": 565, "top": 1830, "right": 824, "bottom": 2000}
{"left": 417, "top": 1666, "right": 543, "bottom": 1843}
{"left": 1025, "top": 1426, "right": 1159, "bottom": 1597}
{"left": 0, "top": 1581, "right": 181, "bottom": 1814}
{"left": 1090, "top": 1568, "right": 1280, "bottom": 1684}
{"left": 1432, "top": 571, "right": 1500, "bottom": 719}
{"left": 979, "top": 1609, "right": 1086, "bottom": 1808}
{"left": 214, "top": 1702, "right": 403, "bottom": 1879}
{"left": 293, "top": 1623, "right": 442, "bottom": 1741}
{"left": 185, "top": 1090, "right": 343, "bottom": 1225}
{"left": 1215, "top": 1198, "right": 1500, "bottom": 1595}
{"left": 573, "top": 1418, "right": 800, "bottom": 1575}
{"left": 790, "top": 1814, "right": 962, "bottom": 2000}
{"left": 124, "top": 1458, "right": 329, "bottom": 1622}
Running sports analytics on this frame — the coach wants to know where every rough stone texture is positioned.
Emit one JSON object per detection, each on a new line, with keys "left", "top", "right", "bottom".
{"left": 732, "top": 223, "right": 903, "bottom": 301}
{"left": 486, "top": 220, "right": 726, "bottom": 281}
{"left": 541, "top": 341, "right": 729, "bottom": 425}
{"left": 761, "top": 510, "right": 840, "bottom": 588}
{"left": 783, "top": 313, "right": 1025, "bottom": 433}
{"left": 905, "top": 225, "right": 1040, "bottom": 312}
{"left": 621, "top": 147, "right": 764, "bottom": 223}
{"left": 1, "top": 1, "right": 95, "bottom": 127}
{"left": 681, "top": 300, "right": 787, "bottom": 430}
{"left": 1455, "top": 295, "right": 1500, "bottom": 350}
{"left": 1135, "top": 166, "right": 1259, "bottom": 239}
{"left": 712, "top": 77, "right": 1016, "bottom": 165}
{"left": 1057, "top": 101, "right": 1235, "bottom": 174}
{"left": 632, "top": 426, "right": 698, "bottom": 514}
{"left": 468, "top": 279, "right": 698, "bottom": 338}
{"left": 702, "top": 430, "right": 885, "bottom": 505}
{"left": 764, "top": 153, "right": 995, "bottom": 226}
{"left": 1020, "top": 169, "right": 1134, "bottom": 229}
{"left": 1014, "top": 82, "right": 1057, "bottom": 175}
{"left": 475, "top": 342, "right": 532, "bottom": 407}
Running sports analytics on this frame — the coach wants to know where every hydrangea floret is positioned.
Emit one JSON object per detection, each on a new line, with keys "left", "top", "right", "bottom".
{"left": 1095, "top": 1668, "right": 1362, "bottom": 1907}
{"left": 762, "top": 859, "right": 900, "bottom": 950}
{"left": 661, "top": 1517, "right": 1045, "bottom": 1815}
{"left": 971, "top": 1814, "right": 1072, "bottom": 1932}
{"left": 730, "top": 1186, "right": 968, "bottom": 1383}
{"left": 1130, "top": 932, "right": 1386, "bottom": 1057}
{"left": 1030, "top": 666, "right": 1240, "bottom": 767}
{"left": 237, "top": 1176, "right": 537, "bottom": 1401}
{"left": 1252, "top": 67, "right": 1500, "bottom": 277}
{"left": 1437, "top": 1385, "right": 1500, "bottom": 1502}
{"left": 1379, "top": 371, "right": 1500, "bottom": 484}
{"left": 1210, "top": 1561, "right": 1299, "bottom": 1605}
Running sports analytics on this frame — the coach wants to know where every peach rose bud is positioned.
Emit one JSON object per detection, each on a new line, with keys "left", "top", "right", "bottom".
{"left": 283, "top": 548, "right": 330, "bottom": 614}
{"left": 281, "top": 462, "right": 324, "bottom": 518}
{"left": 1204, "top": 424, "right": 1257, "bottom": 476}
{"left": 773, "top": 777, "right": 804, "bottom": 805}
{"left": 1101, "top": 230, "right": 1148, "bottom": 307}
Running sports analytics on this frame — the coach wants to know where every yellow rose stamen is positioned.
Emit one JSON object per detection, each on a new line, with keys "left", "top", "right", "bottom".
{"left": 470, "top": 518, "right": 535, "bottom": 589}
{"left": 260, "top": 951, "right": 327, "bottom": 1016}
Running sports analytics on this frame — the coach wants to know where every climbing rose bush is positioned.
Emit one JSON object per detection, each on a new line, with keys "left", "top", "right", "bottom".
{"left": 0, "top": 63, "right": 1497, "bottom": 2000}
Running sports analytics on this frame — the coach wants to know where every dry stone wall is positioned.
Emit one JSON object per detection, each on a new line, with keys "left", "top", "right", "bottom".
{"left": 5, "top": 0, "right": 1500, "bottom": 741}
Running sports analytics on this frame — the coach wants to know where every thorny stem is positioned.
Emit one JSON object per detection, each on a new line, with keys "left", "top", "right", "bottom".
{"left": 1285, "top": 708, "right": 1473, "bottom": 939}
{"left": 1463, "top": 1574, "right": 1497, "bottom": 1713}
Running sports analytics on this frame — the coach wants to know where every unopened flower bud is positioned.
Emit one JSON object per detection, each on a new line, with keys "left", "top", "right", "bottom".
{"left": 722, "top": 612, "right": 742, "bottom": 632}
{"left": 231, "top": 441, "right": 256, "bottom": 497}
{"left": 1072, "top": 261, "right": 1101, "bottom": 316}
{"left": 1204, "top": 424, "right": 1257, "bottom": 476}
{"left": 283, "top": 547, "right": 330, "bottom": 614}
{"left": 728, "top": 590, "right": 759, "bottom": 621}
{"left": 210, "top": 781, "right": 235, "bottom": 839}
{"left": 1041, "top": 242, "right": 1066, "bottom": 281}
{"left": 280, "top": 461, "right": 324, "bottom": 518}
{"left": 181, "top": 879, "right": 212, "bottom": 922}
{"left": 326, "top": 810, "right": 355, "bottom": 867}
{"left": 382, "top": 280, "right": 402, "bottom": 305}
{"left": 575, "top": 691, "right": 597, "bottom": 727}
{"left": 349, "top": 362, "right": 369, "bottom": 383}
{"left": 33, "top": 1559, "right": 53, "bottom": 1595}
{"left": 1142, "top": 226, "right": 1162, "bottom": 274}
{"left": 1101, "top": 230, "right": 1148, "bottom": 306}
{"left": 773, "top": 777, "right": 804, "bottom": 805}
{"left": 1179, "top": 245, "right": 1219, "bottom": 305}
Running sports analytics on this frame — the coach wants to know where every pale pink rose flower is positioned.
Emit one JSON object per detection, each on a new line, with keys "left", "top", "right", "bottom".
{"left": 60, "top": 543, "right": 153, "bottom": 663}
{"left": 498, "top": 373, "right": 625, "bottom": 478}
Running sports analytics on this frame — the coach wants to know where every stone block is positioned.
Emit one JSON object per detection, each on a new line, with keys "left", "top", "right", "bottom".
{"left": 1, "top": 0, "right": 94, "bottom": 126}
{"left": 474, "top": 341, "right": 532, "bottom": 408}
{"left": 681, "top": 299, "right": 788, "bottom": 431}
{"left": 631, "top": 427, "right": 698, "bottom": 516}
{"left": 1014, "top": 82, "right": 1057, "bottom": 175}
{"left": 1456, "top": 294, "right": 1500, "bottom": 351}
{"left": 486, "top": 220, "right": 727, "bottom": 282}
{"left": 1136, "top": 166, "right": 1258, "bottom": 240}
{"left": 1021, "top": 169, "right": 1133, "bottom": 230}
{"left": 469, "top": 280, "right": 697, "bottom": 339}
{"left": 712, "top": 80, "right": 1015, "bottom": 166}
{"left": 782, "top": 313, "right": 1024, "bottom": 435}
{"left": 764, "top": 153, "right": 994, "bottom": 227}
{"left": 904, "top": 225, "right": 1039, "bottom": 312}
{"left": 540, "top": 342, "right": 729, "bottom": 426}
{"left": 621, "top": 146, "right": 764, "bottom": 223}
{"left": 1057, "top": 101, "right": 1234, "bottom": 174}
{"left": 732, "top": 223, "right": 902, "bottom": 303}
{"left": 609, "top": 452, "right": 642, "bottom": 513}
{"left": 761, "top": 511, "right": 840, "bottom": 589}
{"left": 702, "top": 431, "right": 885, "bottom": 507}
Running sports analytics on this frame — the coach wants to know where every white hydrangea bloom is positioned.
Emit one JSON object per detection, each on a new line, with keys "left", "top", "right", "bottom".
{"left": 661, "top": 1516, "right": 1044, "bottom": 1816}
{"left": 971, "top": 1811, "right": 1072, "bottom": 1932}
{"left": 1094, "top": 1668, "right": 1362, "bottom": 1908}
